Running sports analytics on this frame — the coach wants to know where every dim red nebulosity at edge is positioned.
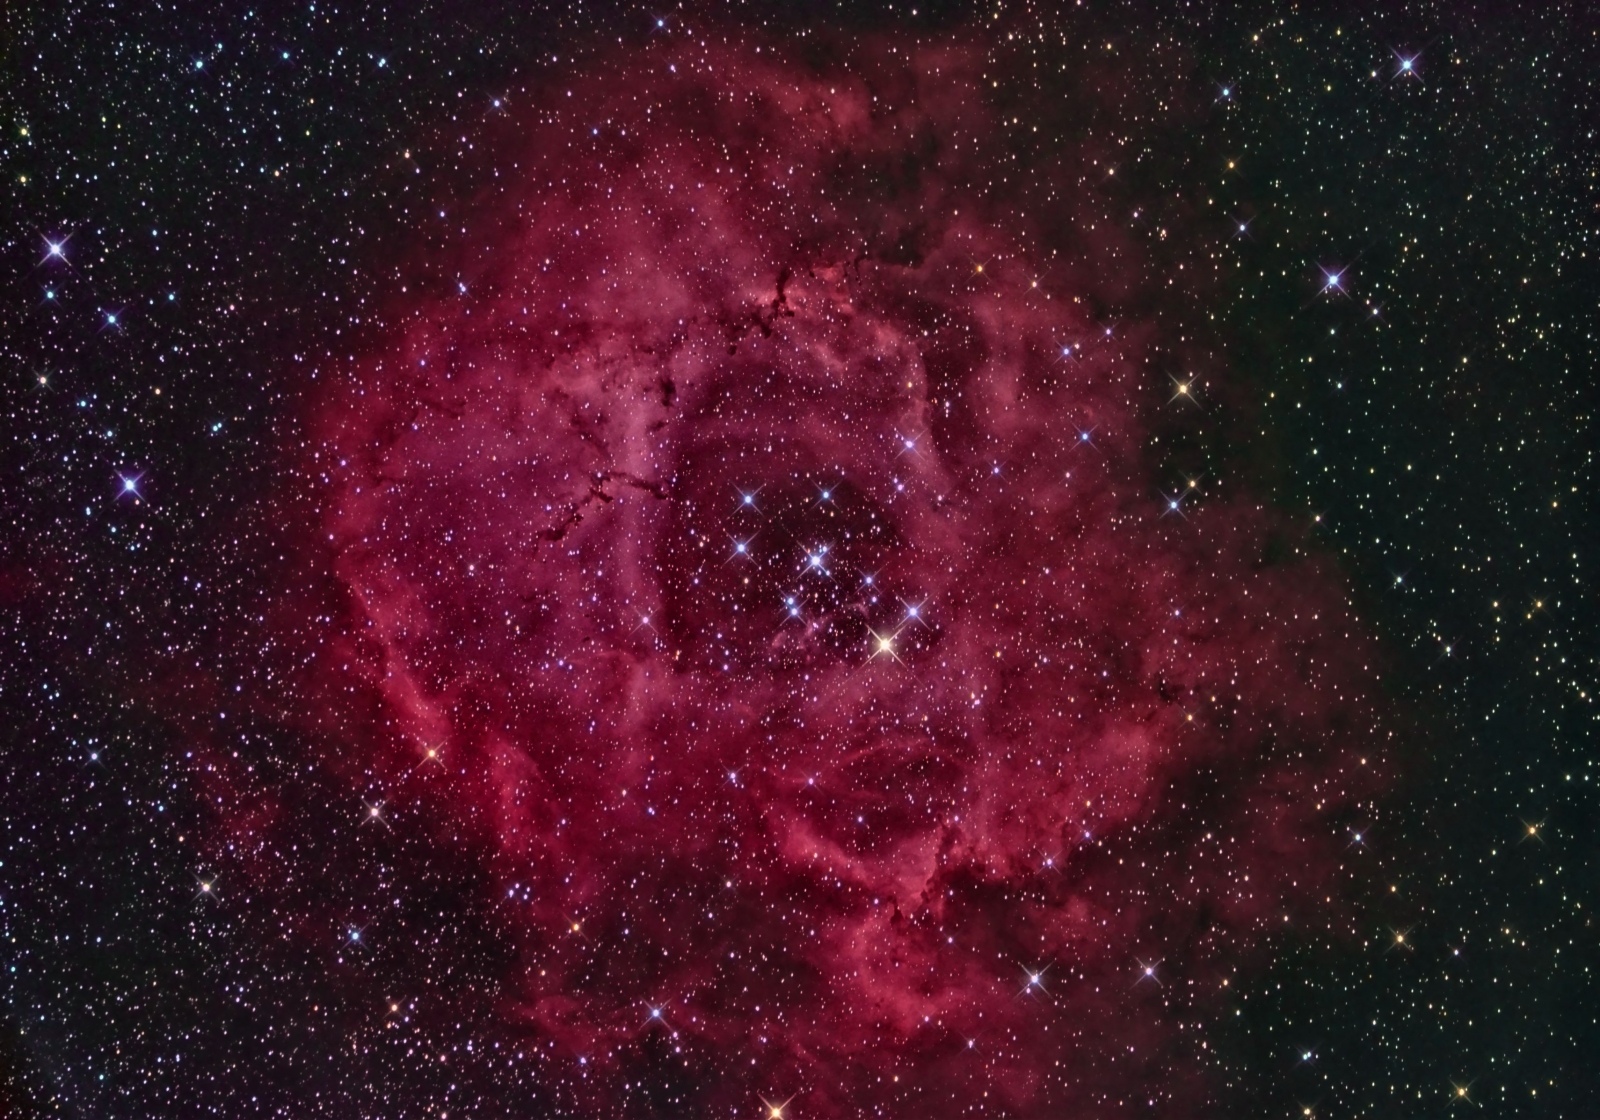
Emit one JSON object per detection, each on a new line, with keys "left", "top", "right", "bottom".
{"left": 231, "top": 33, "right": 1387, "bottom": 1117}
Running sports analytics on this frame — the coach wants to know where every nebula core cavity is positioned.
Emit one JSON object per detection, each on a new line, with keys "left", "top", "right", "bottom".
{"left": 292, "top": 37, "right": 1381, "bottom": 1116}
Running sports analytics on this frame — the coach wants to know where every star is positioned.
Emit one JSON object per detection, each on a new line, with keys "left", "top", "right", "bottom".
{"left": 116, "top": 471, "right": 145, "bottom": 500}
{"left": 1393, "top": 50, "right": 1424, "bottom": 83}
{"left": 1018, "top": 963, "right": 1053, "bottom": 998}
{"left": 192, "top": 873, "right": 218, "bottom": 903}
{"left": 761, "top": 1095, "right": 796, "bottom": 1120}
{"left": 801, "top": 545, "right": 831, "bottom": 578}
{"left": 417, "top": 744, "right": 446, "bottom": 772}
{"left": 1070, "top": 422, "right": 1102, "bottom": 453}
{"left": 868, "top": 629, "right": 902, "bottom": 663}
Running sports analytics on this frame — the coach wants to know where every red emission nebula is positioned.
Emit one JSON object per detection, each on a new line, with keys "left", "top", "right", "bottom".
{"left": 243, "top": 34, "right": 1387, "bottom": 1118}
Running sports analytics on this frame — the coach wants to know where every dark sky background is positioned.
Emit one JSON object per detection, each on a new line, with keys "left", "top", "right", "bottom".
{"left": 2, "top": 2, "right": 1596, "bottom": 1117}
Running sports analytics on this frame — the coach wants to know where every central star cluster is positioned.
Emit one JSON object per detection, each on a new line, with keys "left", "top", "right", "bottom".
{"left": 278, "top": 36, "right": 1383, "bottom": 1116}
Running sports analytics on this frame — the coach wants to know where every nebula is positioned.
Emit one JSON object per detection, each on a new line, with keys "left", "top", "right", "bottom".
{"left": 252, "top": 35, "right": 1383, "bottom": 1116}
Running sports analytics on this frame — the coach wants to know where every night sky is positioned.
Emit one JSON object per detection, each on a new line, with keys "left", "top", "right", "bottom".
{"left": 2, "top": 2, "right": 1596, "bottom": 1117}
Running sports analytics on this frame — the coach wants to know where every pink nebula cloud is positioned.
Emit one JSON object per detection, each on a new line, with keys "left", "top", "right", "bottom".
{"left": 244, "top": 35, "right": 1384, "bottom": 1116}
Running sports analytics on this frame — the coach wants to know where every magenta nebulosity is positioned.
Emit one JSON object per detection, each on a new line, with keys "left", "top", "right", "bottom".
{"left": 258, "top": 37, "right": 1383, "bottom": 1117}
